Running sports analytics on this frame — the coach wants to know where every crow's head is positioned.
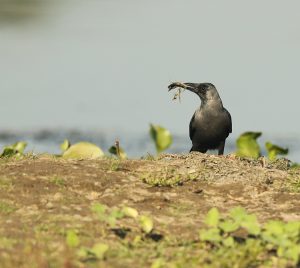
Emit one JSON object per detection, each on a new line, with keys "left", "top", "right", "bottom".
{"left": 168, "top": 82, "right": 220, "bottom": 103}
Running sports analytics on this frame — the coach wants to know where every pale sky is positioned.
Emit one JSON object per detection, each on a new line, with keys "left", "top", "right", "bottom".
{"left": 1, "top": 0, "right": 299, "bottom": 139}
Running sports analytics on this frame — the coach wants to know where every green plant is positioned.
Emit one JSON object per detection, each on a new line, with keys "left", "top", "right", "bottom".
{"left": 92, "top": 203, "right": 124, "bottom": 228}
{"left": 199, "top": 207, "right": 300, "bottom": 265}
{"left": 77, "top": 243, "right": 109, "bottom": 261}
{"left": 108, "top": 140, "right": 127, "bottom": 160}
{"left": 62, "top": 142, "right": 104, "bottom": 159}
{"left": 236, "top": 132, "right": 289, "bottom": 161}
{"left": 0, "top": 141, "right": 27, "bottom": 158}
{"left": 66, "top": 229, "right": 80, "bottom": 248}
{"left": 149, "top": 124, "right": 172, "bottom": 154}
{"left": 92, "top": 203, "right": 154, "bottom": 234}
{"left": 109, "top": 158, "right": 121, "bottom": 171}
{"left": 265, "top": 142, "right": 288, "bottom": 161}
{"left": 50, "top": 176, "right": 66, "bottom": 187}
{"left": 60, "top": 139, "right": 71, "bottom": 152}
{"left": 65, "top": 228, "right": 109, "bottom": 262}
{"left": 0, "top": 202, "right": 16, "bottom": 214}
{"left": 236, "top": 132, "right": 262, "bottom": 159}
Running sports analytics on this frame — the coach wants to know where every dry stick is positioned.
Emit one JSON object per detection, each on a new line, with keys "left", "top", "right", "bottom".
{"left": 115, "top": 140, "right": 120, "bottom": 158}
{"left": 173, "top": 88, "right": 185, "bottom": 102}
{"left": 169, "top": 82, "right": 187, "bottom": 102}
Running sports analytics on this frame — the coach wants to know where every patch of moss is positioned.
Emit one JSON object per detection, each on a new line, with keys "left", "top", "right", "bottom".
{"left": 0, "top": 202, "right": 16, "bottom": 214}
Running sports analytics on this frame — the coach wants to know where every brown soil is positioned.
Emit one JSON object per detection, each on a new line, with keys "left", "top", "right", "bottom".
{"left": 0, "top": 153, "right": 299, "bottom": 267}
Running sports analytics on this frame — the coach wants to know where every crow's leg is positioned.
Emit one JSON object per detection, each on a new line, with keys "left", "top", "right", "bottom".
{"left": 190, "top": 146, "right": 207, "bottom": 153}
{"left": 218, "top": 141, "right": 225, "bottom": 155}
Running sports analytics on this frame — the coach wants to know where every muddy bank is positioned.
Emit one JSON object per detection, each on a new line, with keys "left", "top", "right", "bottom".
{"left": 0, "top": 153, "right": 299, "bottom": 267}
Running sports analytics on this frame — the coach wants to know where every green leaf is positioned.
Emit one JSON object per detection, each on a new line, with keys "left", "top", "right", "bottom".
{"left": 284, "top": 221, "right": 300, "bottom": 238}
{"left": 1, "top": 148, "right": 17, "bottom": 157}
{"left": 204, "top": 208, "right": 220, "bottom": 227}
{"left": 90, "top": 243, "right": 109, "bottom": 260}
{"left": 105, "top": 208, "right": 124, "bottom": 227}
{"left": 265, "top": 142, "right": 288, "bottom": 161}
{"left": 199, "top": 228, "right": 222, "bottom": 243}
{"left": 91, "top": 203, "right": 107, "bottom": 214}
{"left": 108, "top": 145, "right": 127, "bottom": 159}
{"left": 60, "top": 139, "right": 71, "bottom": 152}
{"left": 106, "top": 216, "right": 117, "bottom": 228}
{"left": 12, "top": 141, "right": 27, "bottom": 153}
{"left": 122, "top": 207, "right": 139, "bottom": 218}
{"left": 1, "top": 141, "right": 27, "bottom": 157}
{"left": 66, "top": 230, "right": 80, "bottom": 248}
{"left": 236, "top": 132, "right": 262, "bottom": 159}
{"left": 91, "top": 203, "right": 107, "bottom": 221}
{"left": 77, "top": 243, "right": 109, "bottom": 260}
{"left": 110, "top": 208, "right": 124, "bottom": 219}
{"left": 262, "top": 220, "right": 285, "bottom": 245}
{"left": 229, "top": 207, "right": 248, "bottom": 224}
{"left": 282, "top": 244, "right": 300, "bottom": 263}
{"left": 139, "top": 215, "right": 154, "bottom": 234}
{"left": 222, "top": 236, "right": 235, "bottom": 247}
{"left": 151, "top": 258, "right": 165, "bottom": 268}
{"left": 149, "top": 124, "right": 173, "bottom": 154}
{"left": 219, "top": 219, "right": 240, "bottom": 233}
{"left": 240, "top": 214, "right": 261, "bottom": 235}
{"left": 229, "top": 207, "right": 260, "bottom": 235}
{"left": 264, "top": 220, "right": 284, "bottom": 236}
{"left": 62, "top": 142, "right": 104, "bottom": 159}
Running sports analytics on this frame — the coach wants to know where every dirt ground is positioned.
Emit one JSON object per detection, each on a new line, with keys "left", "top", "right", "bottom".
{"left": 0, "top": 153, "right": 299, "bottom": 267}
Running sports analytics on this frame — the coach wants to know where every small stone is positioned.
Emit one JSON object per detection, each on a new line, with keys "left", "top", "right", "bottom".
{"left": 46, "top": 202, "right": 54, "bottom": 209}
{"left": 53, "top": 192, "right": 63, "bottom": 201}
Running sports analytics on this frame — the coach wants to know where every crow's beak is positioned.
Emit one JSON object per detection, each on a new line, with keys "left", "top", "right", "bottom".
{"left": 168, "top": 82, "right": 197, "bottom": 91}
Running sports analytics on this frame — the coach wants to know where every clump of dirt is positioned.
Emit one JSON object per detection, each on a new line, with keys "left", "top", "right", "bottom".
{"left": 0, "top": 153, "right": 299, "bottom": 267}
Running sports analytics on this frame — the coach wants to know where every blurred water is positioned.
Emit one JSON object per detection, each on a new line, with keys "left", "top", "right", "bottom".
{"left": 0, "top": 129, "right": 299, "bottom": 162}
{"left": 0, "top": 1, "right": 299, "bottom": 162}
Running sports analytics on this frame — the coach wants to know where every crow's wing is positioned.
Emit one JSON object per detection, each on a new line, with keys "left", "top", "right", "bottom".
{"left": 189, "top": 113, "right": 196, "bottom": 140}
{"left": 224, "top": 108, "right": 232, "bottom": 133}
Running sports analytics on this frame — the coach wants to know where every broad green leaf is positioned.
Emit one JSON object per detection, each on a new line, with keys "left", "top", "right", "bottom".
{"left": 204, "top": 208, "right": 220, "bottom": 227}
{"left": 149, "top": 124, "right": 173, "bottom": 154}
{"left": 139, "top": 215, "right": 154, "bottom": 233}
{"left": 284, "top": 222, "right": 300, "bottom": 238}
{"left": 282, "top": 244, "right": 300, "bottom": 263}
{"left": 264, "top": 220, "right": 284, "bottom": 236}
{"left": 151, "top": 258, "right": 165, "bottom": 268}
{"left": 66, "top": 230, "right": 80, "bottom": 248}
{"left": 199, "top": 228, "right": 222, "bottom": 243}
{"left": 236, "top": 132, "right": 262, "bottom": 159}
{"left": 90, "top": 243, "right": 109, "bottom": 260}
{"left": 1, "top": 148, "right": 16, "bottom": 157}
{"left": 219, "top": 219, "right": 240, "bottom": 233}
{"left": 91, "top": 203, "right": 107, "bottom": 221}
{"left": 1, "top": 141, "right": 27, "bottom": 157}
{"left": 262, "top": 220, "right": 285, "bottom": 245}
{"left": 77, "top": 244, "right": 109, "bottom": 260}
{"left": 77, "top": 247, "right": 89, "bottom": 258}
{"left": 240, "top": 214, "right": 261, "bottom": 235}
{"left": 62, "top": 142, "right": 104, "bottom": 159}
{"left": 110, "top": 208, "right": 124, "bottom": 219}
{"left": 106, "top": 216, "right": 117, "bottom": 228}
{"left": 91, "top": 203, "right": 107, "bottom": 214}
{"left": 229, "top": 207, "right": 248, "bottom": 224}
{"left": 60, "top": 139, "right": 71, "bottom": 152}
{"left": 12, "top": 141, "right": 27, "bottom": 153}
{"left": 265, "top": 142, "right": 288, "bottom": 161}
{"left": 122, "top": 207, "right": 139, "bottom": 218}
{"left": 222, "top": 236, "right": 235, "bottom": 247}
{"left": 229, "top": 207, "right": 260, "bottom": 235}
{"left": 107, "top": 208, "right": 124, "bottom": 227}
{"left": 108, "top": 145, "right": 127, "bottom": 159}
